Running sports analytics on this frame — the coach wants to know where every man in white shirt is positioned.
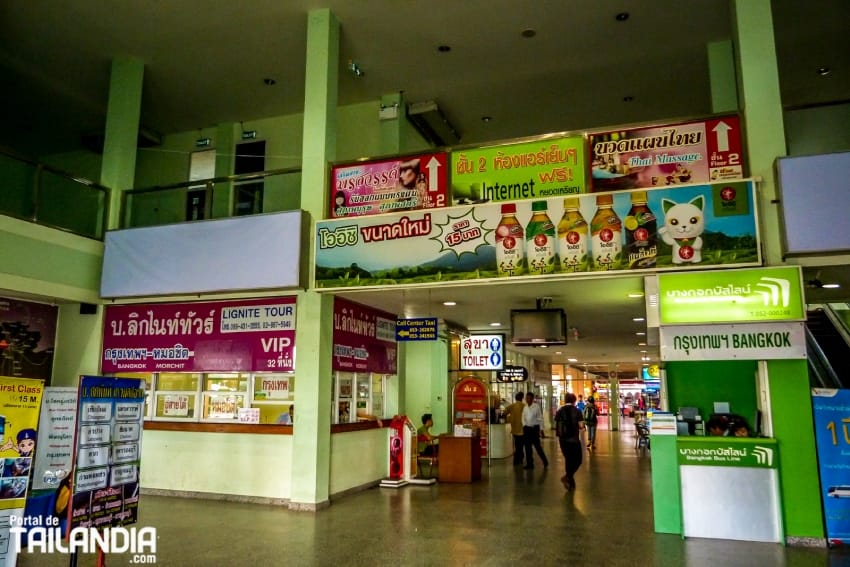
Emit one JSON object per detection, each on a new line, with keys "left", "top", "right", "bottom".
{"left": 521, "top": 392, "right": 548, "bottom": 469}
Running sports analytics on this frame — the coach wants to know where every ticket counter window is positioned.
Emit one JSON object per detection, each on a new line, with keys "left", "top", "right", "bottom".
{"left": 252, "top": 373, "right": 295, "bottom": 424}
{"left": 153, "top": 373, "right": 201, "bottom": 420}
{"left": 201, "top": 373, "right": 248, "bottom": 421}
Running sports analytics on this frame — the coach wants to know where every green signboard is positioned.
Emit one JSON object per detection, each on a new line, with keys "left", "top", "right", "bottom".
{"left": 677, "top": 438, "right": 778, "bottom": 468}
{"left": 450, "top": 136, "right": 586, "bottom": 205}
{"left": 658, "top": 266, "right": 804, "bottom": 324}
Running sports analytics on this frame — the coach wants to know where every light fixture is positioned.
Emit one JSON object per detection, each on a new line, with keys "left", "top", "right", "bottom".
{"left": 489, "top": 322, "right": 501, "bottom": 327}
{"left": 437, "top": 45, "right": 451, "bottom": 53}
{"left": 555, "top": 351, "right": 563, "bottom": 355}
{"left": 348, "top": 60, "right": 364, "bottom": 77}
{"left": 521, "top": 28, "right": 536, "bottom": 38}
{"left": 817, "top": 67, "right": 831, "bottom": 76}
{"left": 481, "top": 116, "right": 493, "bottom": 123}
{"left": 638, "top": 342, "right": 647, "bottom": 346}
{"left": 539, "top": 345, "right": 548, "bottom": 349}
{"left": 633, "top": 317, "right": 645, "bottom": 322}
{"left": 628, "top": 292, "right": 644, "bottom": 298}
{"left": 442, "top": 301, "right": 456, "bottom": 306}
{"left": 568, "top": 358, "right": 578, "bottom": 362}
{"left": 623, "top": 95, "right": 634, "bottom": 103}
{"left": 615, "top": 12, "right": 630, "bottom": 21}
{"left": 263, "top": 78, "right": 276, "bottom": 86}
{"left": 823, "top": 283, "right": 841, "bottom": 289}
{"left": 636, "top": 332, "right": 646, "bottom": 336}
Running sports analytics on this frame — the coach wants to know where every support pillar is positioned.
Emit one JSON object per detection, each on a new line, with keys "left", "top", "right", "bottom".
{"left": 707, "top": 39, "right": 738, "bottom": 113}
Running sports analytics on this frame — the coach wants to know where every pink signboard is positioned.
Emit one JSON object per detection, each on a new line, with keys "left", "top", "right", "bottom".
{"left": 589, "top": 115, "right": 744, "bottom": 192}
{"left": 333, "top": 297, "right": 397, "bottom": 374}
{"left": 101, "top": 297, "right": 296, "bottom": 373}
{"left": 330, "top": 152, "right": 449, "bottom": 218}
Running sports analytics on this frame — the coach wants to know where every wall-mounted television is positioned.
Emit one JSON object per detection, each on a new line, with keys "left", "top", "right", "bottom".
{"left": 510, "top": 309, "right": 567, "bottom": 346}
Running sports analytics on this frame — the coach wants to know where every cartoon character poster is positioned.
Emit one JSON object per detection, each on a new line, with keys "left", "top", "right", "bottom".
{"left": 0, "top": 376, "right": 44, "bottom": 565}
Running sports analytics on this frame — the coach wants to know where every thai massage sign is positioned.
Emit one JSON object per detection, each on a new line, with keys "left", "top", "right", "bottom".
{"left": 658, "top": 266, "right": 805, "bottom": 325}
{"left": 332, "top": 297, "right": 397, "bottom": 374}
{"left": 659, "top": 322, "right": 806, "bottom": 361}
{"left": 589, "top": 115, "right": 743, "bottom": 192}
{"left": 677, "top": 439, "right": 778, "bottom": 468}
{"left": 101, "top": 297, "right": 296, "bottom": 373}
{"left": 450, "top": 135, "right": 586, "bottom": 205}
{"left": 315, "top": 180, "right": 759, "bottom": 289}
{"left": 330, "top": 152, "right": 449, "bottom": 218}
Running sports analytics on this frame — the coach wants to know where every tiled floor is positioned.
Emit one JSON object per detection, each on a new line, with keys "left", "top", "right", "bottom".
{"left": 17, "top": 419, "right": 845, "bottom": 566}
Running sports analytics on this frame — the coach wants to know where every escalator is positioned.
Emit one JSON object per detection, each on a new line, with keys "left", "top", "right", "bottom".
{"left": 805, "top": 305, "right": 850, "bottom": 389}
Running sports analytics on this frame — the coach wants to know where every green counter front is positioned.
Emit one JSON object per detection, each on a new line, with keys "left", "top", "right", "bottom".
{"left": 652, "top": 434, "right": 783, "bottom": 543}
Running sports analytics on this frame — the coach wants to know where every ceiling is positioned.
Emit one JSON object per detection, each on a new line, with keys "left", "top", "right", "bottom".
{"left": 2, "top": 1, "right": 849, "bottom": 378}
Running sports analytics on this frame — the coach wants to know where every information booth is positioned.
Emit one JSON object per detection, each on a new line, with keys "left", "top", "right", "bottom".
{"left": 650, "top": 267, "right": 823, "bottom": 544}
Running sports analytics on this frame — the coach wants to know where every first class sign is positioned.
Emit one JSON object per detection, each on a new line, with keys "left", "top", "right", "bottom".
{"left": 460, "top": 334, "right": 504, "bottom": 371}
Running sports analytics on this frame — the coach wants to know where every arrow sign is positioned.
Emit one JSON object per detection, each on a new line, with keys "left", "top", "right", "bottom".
{"left": 712, "top": 121, "right": 732, "bottom": 152}
{"left": 426, "top": 156, "right": 441, "bottom": 192}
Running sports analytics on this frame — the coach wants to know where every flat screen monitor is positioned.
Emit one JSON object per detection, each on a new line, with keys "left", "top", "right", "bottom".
{"left": 678, "top": 406, "right": 699, "bottom": 421}
{"left": 510, "top": 309, "right": 567, "bottom": 346}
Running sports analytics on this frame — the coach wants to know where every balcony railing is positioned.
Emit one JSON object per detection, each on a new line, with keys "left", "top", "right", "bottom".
{"left": 0, "top": 148, "right": 109, "bottom": 240}
{"left": 121, "top": 167, "right": 302, "bottom": 229}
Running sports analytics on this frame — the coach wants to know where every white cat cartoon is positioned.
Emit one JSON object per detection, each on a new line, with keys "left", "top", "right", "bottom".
{"left": 658, "top": 195, "right": 705, "bottom": 264}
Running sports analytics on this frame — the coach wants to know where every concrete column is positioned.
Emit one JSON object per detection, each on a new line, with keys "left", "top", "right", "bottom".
{"left": 290, "top": 8, "right": 339, "bottom": 510}
{"left": 213, "top": 122, "right": 238, "bottom": 217}
{"left": 731, "top": 0, "right": 787, "bottom": 265}
{"left": 380, "top": 92, "right": 405, "bottom": 155}
{"left": 609, "top": 366, "right": 620, "bottom": 431}
{"left": 100, "top": 57, "right": 144, "bottom": 229}
{"left": 707, "top": 40, "right": 738, "bottom": 113}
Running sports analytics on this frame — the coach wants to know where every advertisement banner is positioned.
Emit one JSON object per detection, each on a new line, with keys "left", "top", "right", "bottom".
{"left": 101, "top": 297, "right": 296, "bottom": 373}
{"left": 332, "top": 297, "right": 397, "bottom": 374}
{"left": 0, "top": 376, "right": 44, "bottom": 567}
{"left": 659, "top": 322, "right": 806, "bottom": 361}
{"left": 0, "top": 297, "right": 58, "bottom": 382}
{"left": 315, "top": 180, "right": 759, "bottom": 288}
{"left": 812, "top": 389, "right": 850, "bottom": 545}
{"left": 71, "top": 376, "right": 145, "bottom": 531}
{"left": 677, "top": 439, "right": 777, "bottom": 468}
{"left": 450, "top": 136, "right": 586, "bottom": 205}
{"left": 590, "top": 115, "right": 743, "bottom": 192}
{"left": 658, "top": 266, "right": 805, "bottom": 325}
{"left": 32, "top": 387, "right": 77, "bottom": 491}
{"left": 330, "top": 152, "right": 449, "bottom": 218}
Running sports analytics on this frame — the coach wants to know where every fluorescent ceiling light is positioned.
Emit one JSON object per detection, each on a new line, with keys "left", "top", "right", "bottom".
{"left": 568, "top": 358, "right": 578, "bottom": 362}
{"left": 628, "top": 292, "right": 644, "bottom": 298}
{"left": 443, "top": 301, "right": 456, "bottom": 306}
{"left": 489, "top": 322, "right": 501, "bottom": 327}
{"left": 633, "top": 317, "right": 645, "bottom": 322}
{"left": 822, "top": 283, "right": 840, "bottom": 289}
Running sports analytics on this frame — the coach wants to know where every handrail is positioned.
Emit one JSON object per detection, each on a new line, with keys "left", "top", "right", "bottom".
{"left": 0, "top": 146, "right": 111, "bottom": 192}
{"left": 823, "top": 303, "right": 850, "bottom": 347}
{"left": 125, "top": 166, "right": 302, "bottom": 195}
{"left": 804, "top": 325, "right": 842, "bottom": 388}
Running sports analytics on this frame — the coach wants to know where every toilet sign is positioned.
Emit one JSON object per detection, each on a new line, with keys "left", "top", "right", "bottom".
{"left": 460, "top": 334, "right": 504, "bottom": 371}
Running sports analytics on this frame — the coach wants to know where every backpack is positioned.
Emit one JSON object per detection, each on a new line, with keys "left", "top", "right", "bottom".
{"left": 556, "top": 405, "right": 580, "bottom": 441}
{"left": 583, "top": 404, "right": 598, "bottom": 425}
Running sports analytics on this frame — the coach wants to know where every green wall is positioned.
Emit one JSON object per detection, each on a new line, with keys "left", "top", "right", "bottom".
{"left": 404, "top": 339, "right": 449, "bottom": 436}
{"left": 666, "top": 360, "right": 758, "bottom": 426}
{"left": 767, "top": 359, "right": 824, "bottom": 537}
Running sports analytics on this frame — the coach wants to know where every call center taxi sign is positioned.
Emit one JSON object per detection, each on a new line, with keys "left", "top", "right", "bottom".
{"left": 459, "top": 335, "right": 505, "bottom": 371}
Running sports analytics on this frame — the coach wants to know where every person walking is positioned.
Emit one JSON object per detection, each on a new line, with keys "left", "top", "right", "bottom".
{"left": 522, "top": 392, "right": 548, "bottom": 469}
{"left": 555, "top": 392, "right": 585, "bottom": 491}
{"left": 503, "top": 392, "right": 526, "bottom": 466}
{"left": 583, "top": 397, "right": 599, "bottom": 450}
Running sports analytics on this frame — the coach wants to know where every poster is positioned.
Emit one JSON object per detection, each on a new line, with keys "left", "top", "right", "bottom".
{"left": 0, "top": 297, "right": 58, "bottom": 382}
{"left": 589, "top": 115, "right": 743, "bottom": 192}
{"left": 332, "top": 298, "right": 397, "bottom": 374}
{"left": 812, "top": 389, "right": 850, "bottom": 545}
{"left": 70, "top": 376, "right": 145, "bottom": 531}
{"left": 315, "top": 180, "right": 760, "bottom": 289}
{"left": 32, "top": 387, "right": 77, "bottom": 490}
{"left": 330, "top": 152, "right": 449, "bottom": 218}
{"left": 101, "top": 296, "right": 296, "bottom": 373}
{"left": 0, "top": 376, "right": 44, "bottom": 567}
{"left": 451, "top": 136, "right": 586, "bottom": 205}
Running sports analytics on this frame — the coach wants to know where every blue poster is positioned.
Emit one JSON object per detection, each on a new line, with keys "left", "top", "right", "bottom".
{"left": 812, "top": 388, "right": 850, "bottom": 545}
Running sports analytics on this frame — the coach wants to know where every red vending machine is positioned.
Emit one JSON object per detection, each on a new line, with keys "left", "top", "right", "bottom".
{"left": 452, "top": 377, "right": 489, "bottom": 458}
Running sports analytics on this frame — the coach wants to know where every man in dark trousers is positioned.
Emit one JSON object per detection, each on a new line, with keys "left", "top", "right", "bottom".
{"left": 503, "top": 392, "right": 526, "bottom": 466}
{"left": 555, "top": 392, "right": 586, "bottom": 491}
{"left": 521, "top": 392, "right": 548, "bottom": 469}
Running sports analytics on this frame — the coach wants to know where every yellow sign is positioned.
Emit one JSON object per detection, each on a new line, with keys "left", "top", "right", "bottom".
{"left": 0, "top": 376, "right": 45, "bottom": 510}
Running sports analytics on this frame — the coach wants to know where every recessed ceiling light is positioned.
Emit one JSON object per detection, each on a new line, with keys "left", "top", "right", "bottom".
{"left": 640, "top": 350, "right": 647, "bottom": 353}
{"left": 442, "top": 301, "right": 456, "bottom": 306}
{"left": 615, "top": 12, "right": 630, "bottom": 21}
{"left": 263, "top": 78, "right": 277, "bottom": 86}
{"left": 636, "top": 332, "right": 646, "bottom": 336}
{"left": 481, "top": 116, "right": 493, "bottom": 123}
{"left": 638, "top": 342, "right": 647, "bottom": 346}
{"left": 521, "top": 28, "right": 537, "bottom": 38}
{"left": 623, "top": 95, "right": 634, "bottom": 103}
{"left": 489, "top": 322, "right": 501, "bottom": 327}
{"left": 628, "top": 292, "right": 644, "bottom": 298}
{"left": 539, "top": 345, "right": 548, "bottom": 349}
{"left": 816, "top": 67, "right": 831, "bottom": 76}
{"left": 568, "top": 358, "right": 578, "bottom": 362}
{"left": 633, "top": 317, "right": 645, "bottom": 322}
{"left": 437, "top": 44, "right": 452, "bottom": 53}
{"left": 822, "top": 283, "right": 840, "bottom": 289}
{"left": 555, "top": 351, "right": 563, "bottom": 355}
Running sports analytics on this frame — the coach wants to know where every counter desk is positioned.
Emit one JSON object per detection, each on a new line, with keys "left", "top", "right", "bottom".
{"left": 438, "top": 433, "right": 482, "bottom": 483}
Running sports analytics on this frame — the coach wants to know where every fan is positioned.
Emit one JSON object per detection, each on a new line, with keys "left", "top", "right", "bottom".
{"left": 806, "top": 270, "right": 824, "bottom": 289}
